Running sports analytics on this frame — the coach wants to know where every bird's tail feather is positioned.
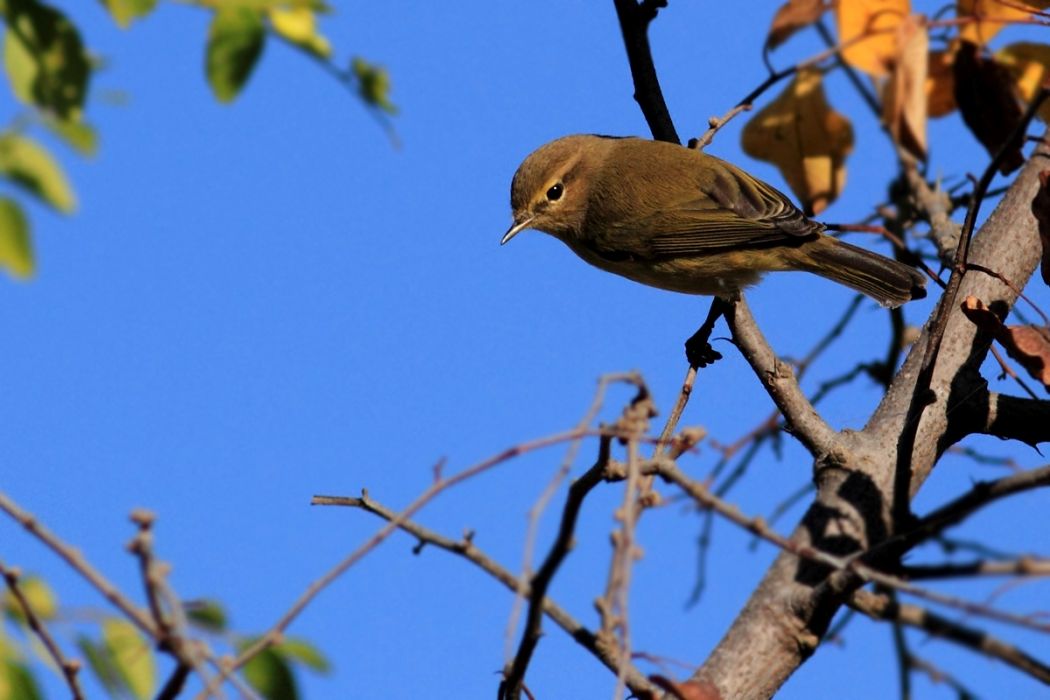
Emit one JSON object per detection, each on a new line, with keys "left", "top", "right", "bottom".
{"left": 799, "top": 238, "right": 927, "bottom": 308}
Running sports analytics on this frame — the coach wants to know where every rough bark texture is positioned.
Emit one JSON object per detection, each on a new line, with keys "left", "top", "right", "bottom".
{"left": 691, "top": 140, "right": 1050, "bottom": 699}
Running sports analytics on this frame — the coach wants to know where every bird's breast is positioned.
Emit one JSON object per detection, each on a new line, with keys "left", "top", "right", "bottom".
{"left": 564, "top": 237, "right": 765, "bottom": 296}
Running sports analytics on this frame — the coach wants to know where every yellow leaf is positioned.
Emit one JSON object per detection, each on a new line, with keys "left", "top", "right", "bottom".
{"left": 837, "top": 0, "right": 910, "bottom": 77}
{"left": 767, "top": 0, "right": 827, "bottom": 49}
{"left": 882, "top": 14, "right": 928, "bottom": 159}
{"left": 958, "top": 0, "right": 1048, "bottom": 46}
{"left": 0, "top": 134, "right": 76, "bottom": 213}
{"left": 102, "top": 0, "right": 158, "bottom": 28}
{"left": 269, "top": 7, "right": 331, "bottom": 58}
{"left": 996, "top": 41, "right": 1050, "bottom": 123}
{"left": 741, "top": 68, "right": 854, "bottom": 215}
{"left": 1, "top": 576, "right": 53, "bottom": 621}
{"left": 102, "top": 619, "right": 155, "bottom": 700}
{"left": 926, "top": 47, "right": 957, "bottom": 117}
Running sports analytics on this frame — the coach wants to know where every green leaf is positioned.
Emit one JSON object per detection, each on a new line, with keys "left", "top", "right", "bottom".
{"left": 206, "top": 7, "right": 265, "bottom": 103}
{"left": 99, "top": 0, "right": 157, "bottom": 28}
{"left": 43, "top": 115, "right": 98, "bottom": 156}
{"left": 184, "top": 599, "right": 227, "bottom": 632}
{"left": 76, "top": 636, "right": 123, "bottom": 696}
{"left": 0, "top": 133, "right": 76, "bottom": 213}
{"left": 351, "top": 56, "right": 396, "bottom": 114}
{"left": 274, "top": 638, "right": 330, "bottom": 674}
{"left": 102, "top": 618, "right": 156, "bottom": 700}
{"left": 1, "top": 576, "right": 53, "bottom": 622}
{"left": 243, "top": 647, "right": 298, "bottom": 700}
{"left": 2, "top": 0, "right": 91, "bottom": 120}
{"left": 0, "top": 659, "right": 43, "bottom": 700}
{"left": 0, "top": 197, "right": 33, "bottom": 279}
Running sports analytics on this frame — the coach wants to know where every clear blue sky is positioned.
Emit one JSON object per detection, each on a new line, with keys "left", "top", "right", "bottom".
{"left": 2, "top": 2, "right": 1048, "bottom": 698}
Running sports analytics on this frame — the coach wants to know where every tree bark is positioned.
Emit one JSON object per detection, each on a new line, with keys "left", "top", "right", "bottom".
{"left": 692, "top": 138, "right": 1049, "bottom": 699}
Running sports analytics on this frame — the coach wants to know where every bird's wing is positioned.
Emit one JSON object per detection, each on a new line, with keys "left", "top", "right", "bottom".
{"left": 639, "top": 157, "right": 821, "bottom": 256}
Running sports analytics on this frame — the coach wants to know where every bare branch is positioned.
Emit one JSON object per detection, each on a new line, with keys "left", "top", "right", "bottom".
{"left": 0, "top": 563, "right": 86, "bottom": 700}
{"left": 723, "top": 297, "right": 841, "bottom": 458}
{"left": 850, "top": 588, "right": 1050, "bottom": 684}
{"left": 976, "top": 391, "right": 1050, "bottom": 446}
{"left": 899, "top": 464, "right": 1050, "bottom": 550}
{"left": 0, "top": 491, "right": 158, "bottom": 637}
{"left": 612, "top": 0, "right": 678, "bottom": 143}
{"left": 902, "top": 557, "right": 1050, "bottom": 580}
{"left": 317, "top": 490, "right": 655, "bottom": 694}
{"left": 502, "top": 438, "right": 613, "bottom": 699}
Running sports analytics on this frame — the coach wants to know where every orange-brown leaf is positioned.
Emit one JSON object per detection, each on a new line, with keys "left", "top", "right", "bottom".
{"left": 996, "top": 41, "right": 1050, "bottom": 123}
{"left": 649, "top": 676, "right": 722, "bottom": 700}
{"left": 953, "top": 41, "right": 1025, "bottom": 174}
{"left": 768, "top": 0, "right": 827, "bottom": 49}
{"left": 926, "top": 48, "right": 958, "bottom": 117}
{"left": 741, "top": 68, "right": 854, "bottom": 215}
{"left": 960, "top": 295, "right": 1005, "bottom": 332}
{"left": 1007, "top": 324, "right": 1050, "bottom": 388}
{"left": 837, "top": 0, "right": 910, "bottom": 77}
{"left": 1033, "top": 169, "right": 1050, "bottom": 285}
{"left": 882, "top": 14, "right": 929, "bottom": 159}
{"left": 961, "top": 296, "right": 1050, "bottom": 390}
{"left": 958, "top": 0, "right": 1046, "bottom": 46}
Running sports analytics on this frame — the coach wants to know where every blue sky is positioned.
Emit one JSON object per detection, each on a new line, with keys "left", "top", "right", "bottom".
{"left": 2, "top": 2, "right": 1048, "bottom": 698}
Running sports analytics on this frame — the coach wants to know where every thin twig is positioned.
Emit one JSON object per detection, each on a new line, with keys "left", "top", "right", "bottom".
{"left": 318, "top": 490, "right": 654, "bottom": 694}
{"left": 0, "top": 563, "right": 86, "bottom": 700}
{"left": 508, "top": 372, "right": 642, "bottom": 659}
{"left": 198, "top": 427, "right": 611, "bottom": 699}
{"left": 851, "top": 588, "right": 1050, "bottom": 684}
{"left": 0, "top": 491, "right": 158, "bottom": 637}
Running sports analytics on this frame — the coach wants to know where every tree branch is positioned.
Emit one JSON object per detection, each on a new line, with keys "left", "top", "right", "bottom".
{"left": 0, "top": 563, "right": 86, "bottom": 700}
{"left": 612, "top": 0, "right": 679, "bottom": 143}
{"left": 975, "top": 391, "right": 1050, "bottom": 446}
{"left": 849, "top": 588, "right": 1050, "bottom": 684}
{"left": 691, "top": 132, "right": 1050, "bottom": 698}
{"left": 723, "top": 297, "right": 841, "bottom": 458}
{"left": 316, "top": 489, "right": 655, "bottom": 694}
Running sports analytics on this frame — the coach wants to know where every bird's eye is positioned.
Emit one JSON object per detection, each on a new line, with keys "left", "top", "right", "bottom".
{"left": 546, "top": 183, "right": 564, "bottom": 201}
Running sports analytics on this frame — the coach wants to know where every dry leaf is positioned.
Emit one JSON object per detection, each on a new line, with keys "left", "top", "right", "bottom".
{"left": 649, "top": 676, "right": 722, "bottom": 700}
{"left": 957, "top": 0, "right": 1048, "bottom": 46}
{"left": 882, "top": 14, "right": 929, "bottom": 159}
{"left": 1007, "top": 325, "right": 1050, "bottom": 388}
{"left": 741, "top": 68, "right": 854, "bottom": 215}
{"left": 1033, "top": 170, "right": 1050, "bottom": 286}
{"left": 926, "top": 47, "right": 958, "bottom": 117}
{"left": 996, "top": 41, "right": 1050, "bottom": 123}
{"left": 768, "top": 0, "right": 827, "bottom": 49}
{"left": 837, "top": 0, "right": 910, "bottom": 77}
{"left": 953, "top": 40, "right": 1025, "bottom": 174}
{"left": 961, "top": 296, "right": 1050, "bottom": 390}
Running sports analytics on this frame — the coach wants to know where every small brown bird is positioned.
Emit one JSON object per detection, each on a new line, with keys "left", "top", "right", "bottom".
{"left": 503, "top": 135, "right": 926, "bottom": 307}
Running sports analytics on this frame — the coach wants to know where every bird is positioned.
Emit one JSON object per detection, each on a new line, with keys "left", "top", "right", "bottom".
{"left": 502, "top": 134, "right": 927, "bottom": 308}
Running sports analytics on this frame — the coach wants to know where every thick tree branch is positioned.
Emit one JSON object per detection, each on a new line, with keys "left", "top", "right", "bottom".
{"left": 691, "top": 133, "right": 1050, "bottom": 699}
{"left": 975, "top": 391, "right": 1050, "bottom": 446}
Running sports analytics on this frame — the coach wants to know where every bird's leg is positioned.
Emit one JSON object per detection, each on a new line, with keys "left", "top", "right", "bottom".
{"left": 684, "top": 296, "right": 730, "bottom": 368}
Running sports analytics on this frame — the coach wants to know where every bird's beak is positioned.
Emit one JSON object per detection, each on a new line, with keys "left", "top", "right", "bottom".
{"left": 500, "top": 216, "right": 533, "bottom": 245}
